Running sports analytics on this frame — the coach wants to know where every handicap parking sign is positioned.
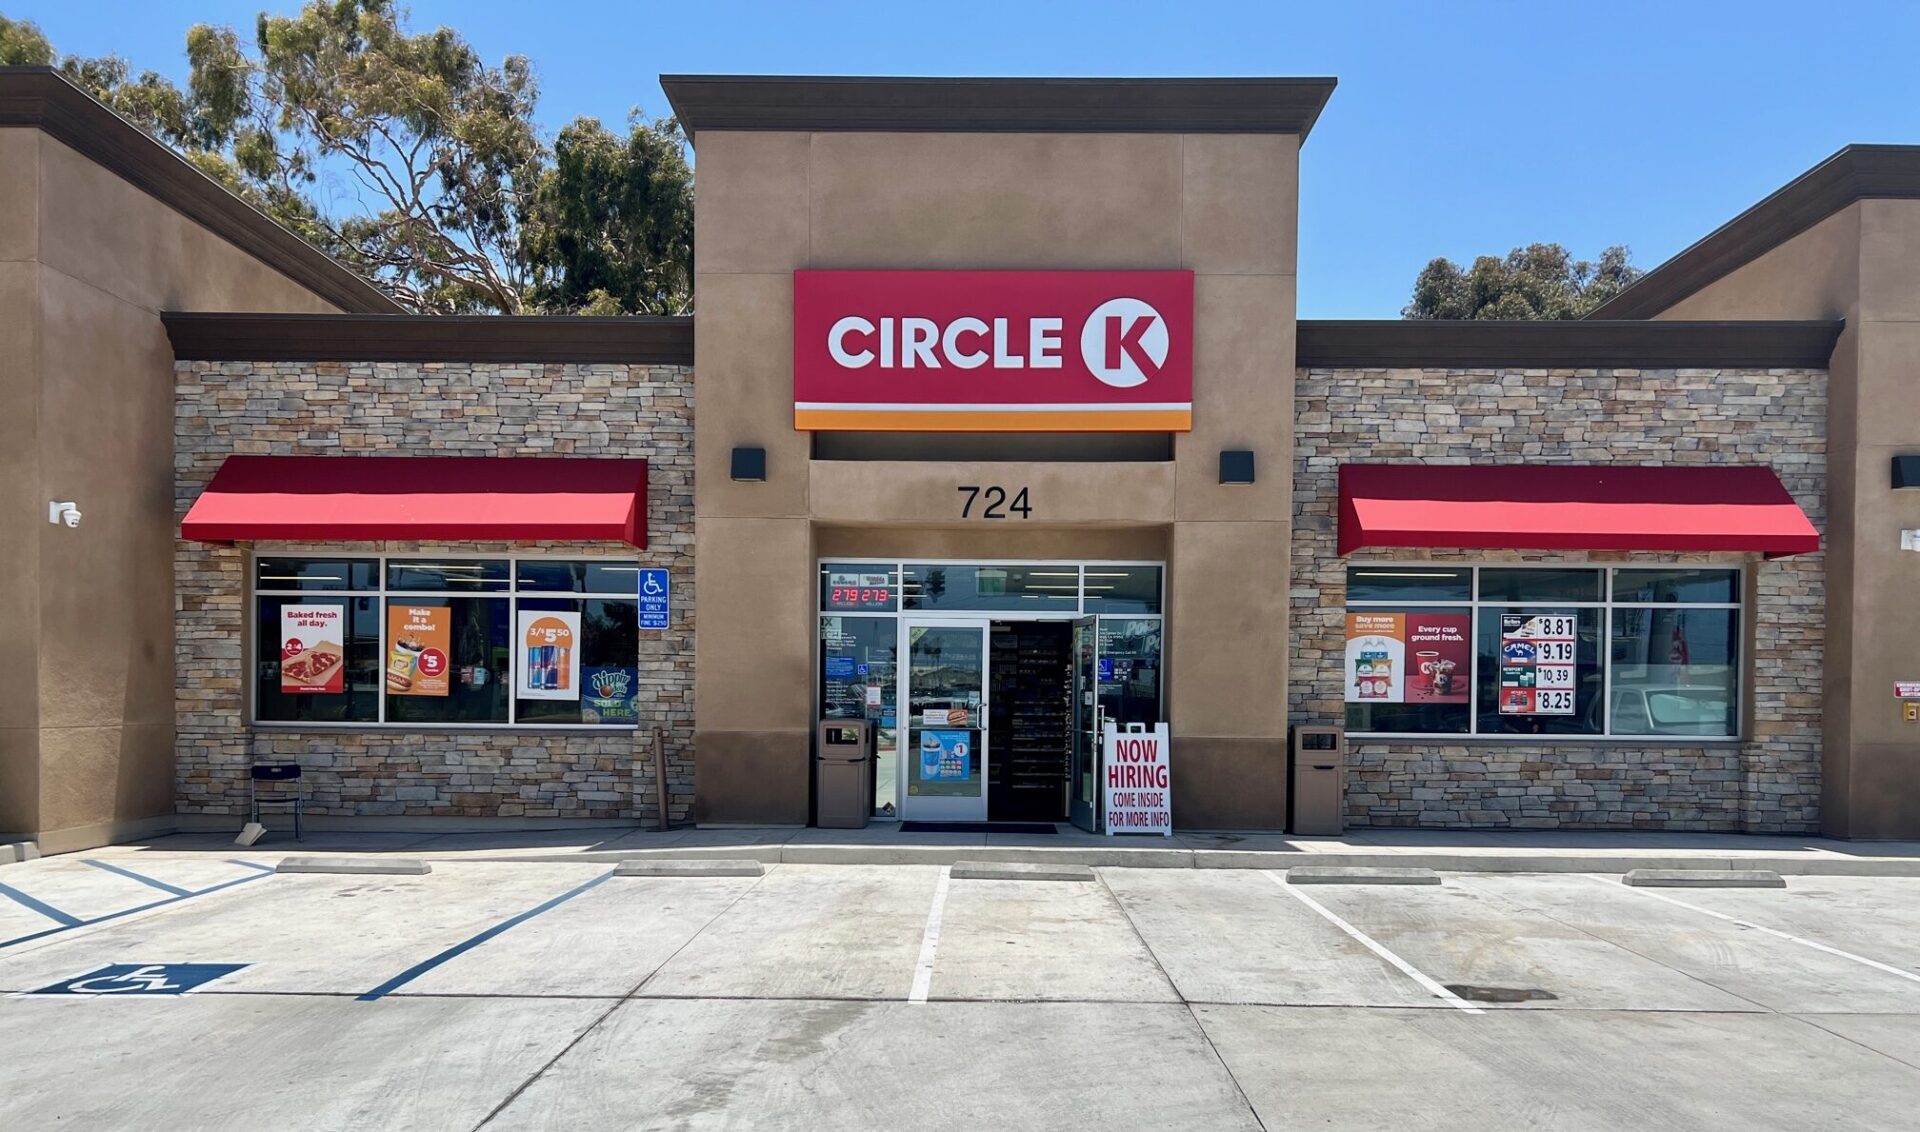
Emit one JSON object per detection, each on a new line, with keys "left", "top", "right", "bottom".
{"left": 31, "top": 963, "right": 247, "bottom": 996}
{"left": 639, "top": 569, "right": 669, "bottom": 630}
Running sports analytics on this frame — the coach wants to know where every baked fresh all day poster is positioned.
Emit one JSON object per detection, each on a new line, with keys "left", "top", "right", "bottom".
{"left": 280, "top": 604, "right": 346, "bottom": 694}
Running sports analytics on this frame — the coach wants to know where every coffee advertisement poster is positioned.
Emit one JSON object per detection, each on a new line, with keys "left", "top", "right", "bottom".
{"left": 386, "top": 605, "right": 451, "bottom": 697}
{"left": 518, "top": 610, "right": 581, "bottom": 701}
{"left": 280, "top": 604, "right": 346, "bottom": 694}
{"left": 1405, "top": 614, "right": 1471, "bottom": 704}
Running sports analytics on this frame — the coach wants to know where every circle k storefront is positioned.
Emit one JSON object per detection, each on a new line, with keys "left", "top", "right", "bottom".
{"left": 8, "top": 69, "right": 1917, "bottom": 853}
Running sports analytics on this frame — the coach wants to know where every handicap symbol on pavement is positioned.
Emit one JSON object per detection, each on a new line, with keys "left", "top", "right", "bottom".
{"left": 31, "top": 963, "right": 248, "bottom": 996}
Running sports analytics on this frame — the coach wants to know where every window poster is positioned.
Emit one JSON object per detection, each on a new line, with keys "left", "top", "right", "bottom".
{"left": 279, "top": 604, "right": 346, "bottom": 694}
{"left": 918, "top": 729, "right": 971, "bottom": 781}
{"left": 582, "top": 667, "right": 639, "bottom": 724}
{"left": 1345, "top": 613, "right": 1405, "bottom": 702}
{"left": 1500, "top": 613, "right": 1577, "bottom": 715}
{"left": 1406, "top": 614, "right": 1471, "bottom": 704}
{"left": 385, "top": 605, "right": 452, "bottom": 697}
{"left": 517, "top": 610, "right": 581, "bottom": 701}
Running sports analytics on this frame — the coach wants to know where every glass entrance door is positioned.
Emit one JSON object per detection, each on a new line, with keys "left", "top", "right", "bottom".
{"left": 1069, "top": 616, "right": 1101, "bottom": 831}
{"left": 899, "top": 618, "right": 990, "bottom": 821}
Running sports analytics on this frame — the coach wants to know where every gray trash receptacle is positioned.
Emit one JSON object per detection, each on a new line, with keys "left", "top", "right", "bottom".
{"left": 815, "top": 719, "right": 873, "bottom": 829}
{"left": 1288, "top": 725, "right": 1345, "bottom": 836}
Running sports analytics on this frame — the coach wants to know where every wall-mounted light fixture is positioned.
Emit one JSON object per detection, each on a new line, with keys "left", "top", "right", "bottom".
{"left": 1219, "top": 450, "right": 1255, "bottom": 485}
{"left": 48, "top": 501, "right": 81, "bottom": 528}
{"left": 1893, "top": 454, "right": 1920, "bottom": 489}
{"left": 731, "top": 446, "right": 766, "bottom": 482}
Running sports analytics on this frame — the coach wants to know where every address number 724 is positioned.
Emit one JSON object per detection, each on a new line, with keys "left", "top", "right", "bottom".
{"left": 957, "top": 485, "right": 1032, "bottom": 519}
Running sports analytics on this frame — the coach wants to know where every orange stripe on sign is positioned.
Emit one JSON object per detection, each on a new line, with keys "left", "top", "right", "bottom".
{"left": 794, "top": 409, "right": 1192, "bottom": 432}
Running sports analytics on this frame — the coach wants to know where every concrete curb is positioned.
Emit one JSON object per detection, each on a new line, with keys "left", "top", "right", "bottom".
{"left": 438, "top": 846, "right": 1920, "bottom": 876}
{"left": 1624, "top": 868, "right": 1787, "bottom": 888}
{"left": 276, "top": 857, "right": 432, "bottom": 876}
{"left": 1286, "top": 866, "right": 1441, "bottom": 885}
{"left": 613, "top": 859, "right": 765, "bottom": 878}
{"left": 950, "top": 860, "right": 1095, "bottom": 882}
{"left": 0, "top": 841, "right": 40, "bottom": 866}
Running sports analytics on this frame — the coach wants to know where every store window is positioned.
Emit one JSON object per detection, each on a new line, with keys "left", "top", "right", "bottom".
{"left": 253, "top": 555, "right": 645, "bottom": 728}
{"left": 1343, "top": 566, "right": 1742, "bottom": 739}
{"left": 902, "top": 564, "right": 1081, "bottom": 612}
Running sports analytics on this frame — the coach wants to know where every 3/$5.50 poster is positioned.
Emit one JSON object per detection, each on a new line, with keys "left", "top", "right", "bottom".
{"left": 1344, "top": 612, "right": 1470, "bottom": 705}
{"left": 280, "top": 604, "right": 346, "bottom": 694}
{"left": 517, "top": 610, "right": 581, "bottom": 701}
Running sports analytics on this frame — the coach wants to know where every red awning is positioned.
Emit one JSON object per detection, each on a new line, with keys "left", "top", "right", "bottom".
{"left": 1338, "top": 464, "right": 1818, "bottom": 558}
{"left": 182, "top": 456, "right": 648, "bottom": 548}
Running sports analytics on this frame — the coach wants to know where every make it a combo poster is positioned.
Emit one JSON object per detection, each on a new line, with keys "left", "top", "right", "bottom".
{"left": 517, "top": 610, "right": 581, "bottom": 701}
{"left": 1500, "top": 613, "right": 1577, "bottom": 716}
{"left": 279, "top": 604, "right": 346, "bottom": 694}
{"left": 1344, "top": 612, "right": 1470, "bottom": 704}
{"left": 385, "top": 605, "right": 452, "bottom": 697}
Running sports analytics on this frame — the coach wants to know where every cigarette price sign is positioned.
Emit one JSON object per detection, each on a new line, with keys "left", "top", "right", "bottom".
{"left": 1499, "top": 613, "right": 1577, "bottom": 716}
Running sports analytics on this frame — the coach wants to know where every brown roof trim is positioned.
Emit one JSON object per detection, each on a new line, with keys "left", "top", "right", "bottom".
{"left": 661, "top": 75, "right": 1338, "bottom": 142}
{"left": 1588, "top": 145, "right": 1920, "bottom": 320}
{"left": 0, "top": 67, "right": 401, "bottom": 314}
{"left": 164, "top": 312, "right": 693, "bottom": 364}
{"left": 1298, "top": 319, "right": 1843, "bottom": 369}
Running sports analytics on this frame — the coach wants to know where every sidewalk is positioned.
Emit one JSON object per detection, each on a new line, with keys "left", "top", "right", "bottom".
{"left": 74, "top": 825, "right": 1920, "bottom": 876}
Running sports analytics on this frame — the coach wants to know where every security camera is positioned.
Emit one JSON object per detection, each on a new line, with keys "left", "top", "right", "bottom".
{"left": 48, "top": 501, "right": 81, "bottom": 528}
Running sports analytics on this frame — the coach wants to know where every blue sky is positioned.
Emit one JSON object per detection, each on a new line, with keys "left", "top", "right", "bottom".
{"left": 15, "top": 0, "right": 1920, "bottom": 317}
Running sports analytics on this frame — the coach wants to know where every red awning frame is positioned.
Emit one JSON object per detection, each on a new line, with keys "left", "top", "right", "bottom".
{"left": 1338, "top": 463, "right": 1819, "bottom": 559}
{"left": 181, "top": 455, "right": 649, "bottom": 548}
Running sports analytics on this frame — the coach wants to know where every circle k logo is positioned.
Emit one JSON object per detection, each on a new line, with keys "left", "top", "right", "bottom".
{"left": 1080, "top": 297, "right": 1169, "bottom": 388}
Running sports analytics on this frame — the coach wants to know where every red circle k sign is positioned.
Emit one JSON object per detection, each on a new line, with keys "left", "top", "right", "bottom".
{"left": 793, "top": 270, "right": 1194, "bottom": 432}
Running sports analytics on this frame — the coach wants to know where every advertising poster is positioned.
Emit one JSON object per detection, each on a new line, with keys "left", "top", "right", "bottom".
{"left": 919, "top": 729, "right": 971, "bottom": 781}
{"left": 1103, "top": 722, "right": 1172, "bottom": 837}
{"left": 517, "top": 610, "right": 581, "bottom": 701}
{"left": 1500, "top": 613, "right": 1577, "bottom": 715}
{"left": 279, "top": 604, "right": 345, "bottom": 694}
{"left": 1344, "top": 613, "right": 1406, "bottom": 703}
{"left": 1405, "top": 614, "right": 1471, "bottom": 704}
{"left": 385, "top": 605, "right": 451, "bottom": 697}
{"left": 582, "top": 666, "right": 639, "bottom": 724}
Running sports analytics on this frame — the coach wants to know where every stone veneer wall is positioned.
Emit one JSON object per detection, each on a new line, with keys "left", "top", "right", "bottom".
{"left": 1291, "top": 366, "right": 1826, "bottom": 832}
{"left": 175, "top": 361, "right": 694, "bottom": 823}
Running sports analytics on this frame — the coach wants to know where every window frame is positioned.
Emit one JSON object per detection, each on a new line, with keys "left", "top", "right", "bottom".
{"left": 1344, "top": 563, "right": 1745, "bottom": 743}
{"left": 250, "top": 550, "right": 647, "bottom": 731}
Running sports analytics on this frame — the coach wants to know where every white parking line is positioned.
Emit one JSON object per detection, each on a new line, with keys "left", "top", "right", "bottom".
{"left": 907, "top": 867, "right": 951, "bottom": 1005}
{"left": 1594, "top": 874, "right": 1920, "bottom": 986}
{"left": 1265, "top": 872, "right": 1485, "bottom": 1015}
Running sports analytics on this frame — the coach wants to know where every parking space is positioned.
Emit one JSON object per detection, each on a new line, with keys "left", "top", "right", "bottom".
{"left": 2, "top": 860, "right": 1918, "bottom": 1129}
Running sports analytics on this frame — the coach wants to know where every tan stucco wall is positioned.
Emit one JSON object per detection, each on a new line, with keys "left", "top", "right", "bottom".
{"left": 2, "top": 127, "right": 345, "bottom": 847}
{"left": 693, "top": 130, "right": 1300, "bottom": 827}
{"left": 1652, "top": 199, "right": 1920, "bottom": 837}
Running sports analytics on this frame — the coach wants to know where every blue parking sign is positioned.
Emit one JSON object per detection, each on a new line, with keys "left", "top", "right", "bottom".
{"left": 639, "top": 569, "right": 670, "bottom": 630}
{"left": 32, "top": 963, "right": 248, "bottom": 995}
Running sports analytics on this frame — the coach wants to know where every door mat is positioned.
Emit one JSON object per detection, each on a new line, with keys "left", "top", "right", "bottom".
{"left": 899, "top": 821, "right": 1060, "bottom": 835}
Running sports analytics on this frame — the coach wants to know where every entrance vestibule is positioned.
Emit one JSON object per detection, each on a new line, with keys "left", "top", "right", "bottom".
{"left": 817, "top": 560, "right": 1164, "bottom": 829}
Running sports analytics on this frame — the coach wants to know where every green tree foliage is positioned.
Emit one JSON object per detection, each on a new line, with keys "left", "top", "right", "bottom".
{"left": 1404, "top": 244, "right": 1642, "bottom": 320}
{"left": 524, "top": 114, "right": 696, "bottom": 316}
{"left": 1, "top": 5, "right": 693, "bottom": 315}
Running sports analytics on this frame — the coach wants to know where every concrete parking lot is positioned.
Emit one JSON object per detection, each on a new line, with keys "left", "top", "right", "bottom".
{"left": 2, "top": 855, "right": 1918, "bottom": 1130}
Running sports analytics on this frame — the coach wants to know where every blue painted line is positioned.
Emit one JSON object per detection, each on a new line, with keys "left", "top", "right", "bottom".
{"left": 82, "top": 859, "right": 193, "bottom": 898}
{"left": 0, "top": 870, "right": 272, "bottom": 951}
{"left": 357, "top": 871, "right": 614, "bottom": 1002}
{"left": 0, "top": 880, "right": 81, "bottom": 927}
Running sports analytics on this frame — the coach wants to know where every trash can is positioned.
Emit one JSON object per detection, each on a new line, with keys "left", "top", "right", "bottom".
{"left": 1288, "top": 725, "right": 1345, "bottom": 836}
{"left": 815, "top": 719, "right": 873, "bottom": 829}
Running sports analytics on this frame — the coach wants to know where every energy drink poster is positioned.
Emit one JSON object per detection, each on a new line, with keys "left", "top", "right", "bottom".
{"left": 280, "top": 604, "right": 345, "bottom": 694}
{"left": 517, "top": 610, "right": 581, "bottom": 701}
{"left": 385, "top": 605, "right": 451, "bottom": 697}
{"left": 1344, "top": 613, "right": 1405, "bottom": 702}
{"left": 1500, "top": 613, "right": 1577, "bottom": 715}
